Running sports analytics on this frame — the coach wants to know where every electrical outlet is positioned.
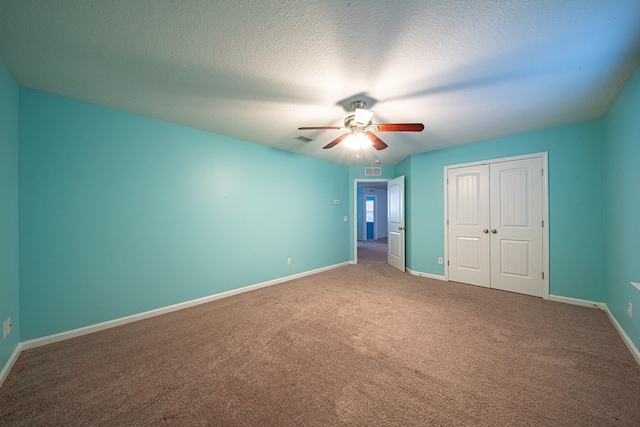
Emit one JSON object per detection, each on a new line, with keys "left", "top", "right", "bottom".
{"left": 287, "top": 257, "right": 292, "bottom": 265}
{"left": 437, "top": 257, "right": 443, "bottom": 265}
{"left": 628, "top": 303, "right": 633, "bottom": 318}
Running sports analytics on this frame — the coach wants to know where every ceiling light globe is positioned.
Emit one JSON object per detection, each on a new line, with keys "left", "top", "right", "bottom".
{"left": 344, "top": 132, "right": 372, "bottom": 150}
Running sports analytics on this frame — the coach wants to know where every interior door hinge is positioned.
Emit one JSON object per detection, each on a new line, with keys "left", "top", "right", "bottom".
{"left": 447, "top": 260, "right": 449, "bottom": 266}
{"left": 447, "top": 219, "right": 449, "bottom": 226}
{"left": 542, "top": 220, "right": 544, "bottom": 228}
{"left": 447, "top": 178, "right": 449, "bottom": 184}
{"left": 542, "top": 169, "right": 544, "bottom": 176}
{"left": 542, "top": 272, "right": 545, "bottom": 279}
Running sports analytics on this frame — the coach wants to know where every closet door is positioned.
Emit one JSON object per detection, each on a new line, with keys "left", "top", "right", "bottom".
{"left": 447, "top": 156, "right": 544, "bottom": 297}
{"left": 447, "top": 165, "right": 490, "bottom": 287}
{"left": 489, "top": 158, "right": 543, "bottom": 297}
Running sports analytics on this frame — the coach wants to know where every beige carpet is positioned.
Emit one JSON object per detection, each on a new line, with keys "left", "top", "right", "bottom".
{"left": 1, "top": 263, "right": 639, "bottom": 426}
{"left": 357, "top": 238, "right": 387, "bottom": 264}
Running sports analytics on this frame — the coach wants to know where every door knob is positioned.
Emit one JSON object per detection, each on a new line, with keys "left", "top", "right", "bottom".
{"left": 482, "top": 228, "right": 489, "bottom": 234}
{"left": 398, "top": 226, "right": 406, "bottom": 231}
{"left": 491, "top": 229, "right": 497, "bottom": 234}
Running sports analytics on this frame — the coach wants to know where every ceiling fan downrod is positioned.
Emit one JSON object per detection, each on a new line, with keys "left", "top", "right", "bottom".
{"left": 350, "top": 100, "right": 367, "bottom": 110}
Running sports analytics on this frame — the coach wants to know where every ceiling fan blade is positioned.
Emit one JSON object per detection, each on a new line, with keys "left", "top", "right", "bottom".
{"left": 323, "top": 133, "right": 349, "bottom": 149}
{"left": 375, "top": 123, "right": 424, "bottom": 132}
{"left": 298, "top": 126, "right": 342, "bottom": 131}
{"left": 366, "top": 132, "right": 388, "bottom": 150}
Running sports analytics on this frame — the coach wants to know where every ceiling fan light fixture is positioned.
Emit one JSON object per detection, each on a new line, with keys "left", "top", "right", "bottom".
{"left": 353, "top": 108, "right": 374, "bottom": 126}
{"left": 299, "top": 99, "right": 423, "bottom": 153}
{"left": 343, "top": 131, "right": 372, "bottom": 151}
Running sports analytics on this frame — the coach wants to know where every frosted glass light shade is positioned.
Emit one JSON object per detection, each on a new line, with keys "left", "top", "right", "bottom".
{"left": 354, "top": 108, "right": 374, "bottom": 126}
{"left": 343, "top": 132, "right": 372, "bottom": 150}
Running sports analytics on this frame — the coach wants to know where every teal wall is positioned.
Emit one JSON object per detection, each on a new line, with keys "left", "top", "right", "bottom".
{"left": 3, "top": 58, "right": 639, "bottom": 371}
{"left": 18, "top": 88, "right": 350, "bottom": 340}
{"left": 0, "top": 59, "right": 20, "bottom": 370}
{"left": 403, "top": 120, "right": 606, "bottom": 302}
{"left": 603, "top": 65, "right": 640, "bottom": 349}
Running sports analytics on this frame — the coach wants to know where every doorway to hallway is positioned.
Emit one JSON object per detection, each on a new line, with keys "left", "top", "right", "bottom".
{"left": 355, "top": 180, "right": 389, "bottom": 264}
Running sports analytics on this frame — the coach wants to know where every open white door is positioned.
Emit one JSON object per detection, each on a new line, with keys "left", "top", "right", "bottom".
{"left": 387, "top": 176, "right": 405, "bottom": 271}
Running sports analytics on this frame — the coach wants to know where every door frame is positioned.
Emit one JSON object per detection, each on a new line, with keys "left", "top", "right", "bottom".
{"left": 443, "top": 152, "right": 549, "bottom": 299}
{"left": 354, "top": 179, "right": 390, "bottom": 264}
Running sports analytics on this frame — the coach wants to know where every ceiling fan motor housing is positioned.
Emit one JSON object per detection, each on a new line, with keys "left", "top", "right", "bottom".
{"left": 349, "top": 100, "right": 367, "bottom": 110}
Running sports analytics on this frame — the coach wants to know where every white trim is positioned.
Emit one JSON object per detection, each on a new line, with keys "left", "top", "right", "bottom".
{"left": 0, "top": 343, "right": 22, "bottom": 389}
{"left": 601, "top": 305, "right": 640, "bottom": 366}
{"left": 443, "top": 165, "right": 449, "bottom": 280}
{"left": 3, "top": 273, "right": 639, "bottom": 386}
{"left": 548, "top": 295, "right": 602, "bottom": 308}
{"left": 406, "top": 268, "right": 447, "bottom": 281}
{"left": 443, "top": 152, "right": 549, "bottom": 299}
{"left": 541, "top": 153, "right": 549, "bottom": 299}
{"left": 21, "top": 261, "right": 350, "bottom": 351}
{"left": 443, "top": 152, "right": 548, "bottom": 170}
{"left": 548, "top": 295, "right": 640, "bottom": 366}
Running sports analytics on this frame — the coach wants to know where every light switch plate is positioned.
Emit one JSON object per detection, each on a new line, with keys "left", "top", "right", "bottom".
{"left": 3, "top": 317, "right": 10, "bottom": 339}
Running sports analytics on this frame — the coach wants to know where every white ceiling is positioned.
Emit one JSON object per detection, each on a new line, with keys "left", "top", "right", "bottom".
{"left": 1, "top": 1, "right": 639, "bottom": 166}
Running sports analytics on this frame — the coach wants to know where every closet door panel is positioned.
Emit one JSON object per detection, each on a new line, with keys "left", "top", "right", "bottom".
{"left": 489, "top": 158, "right": 543, "bottom": 297}
{"left": 447, "top": 165, "right": 490, "bottom": 288}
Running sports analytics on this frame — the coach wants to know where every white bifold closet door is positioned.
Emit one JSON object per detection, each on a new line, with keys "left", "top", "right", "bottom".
{"left": 448, "top": 157, "right": 543, "bottom": 297}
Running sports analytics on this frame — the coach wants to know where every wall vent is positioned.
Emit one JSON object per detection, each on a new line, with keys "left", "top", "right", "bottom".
{"left": 294, "top": 135, "right": 313, "bottom": 143}
{"left": 364, "top": 167, "right": 382, "bottom": 176}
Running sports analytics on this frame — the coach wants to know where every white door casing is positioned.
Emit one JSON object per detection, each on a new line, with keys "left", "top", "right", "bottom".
{"left": 445, "top": 154, "right": 547, "bottom": 298}
{"left": 387, "top": 176, "right": 405, "bottom": 271}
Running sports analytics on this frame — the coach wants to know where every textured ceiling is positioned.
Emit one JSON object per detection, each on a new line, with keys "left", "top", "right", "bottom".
{"left": 1, "top": 0, "right": 639, "bottom": 165}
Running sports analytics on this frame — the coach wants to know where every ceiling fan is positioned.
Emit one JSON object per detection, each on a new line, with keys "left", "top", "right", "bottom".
{"left": 298, "top": 100, "right": 424, "bottom": 153}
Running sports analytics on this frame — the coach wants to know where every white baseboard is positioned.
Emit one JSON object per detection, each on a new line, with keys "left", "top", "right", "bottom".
{"left": 0, "top": 343, "right": 22, "bottom": 389}
{"left": 5, "top": 265, "right": 638, "bottom": 387}
{"left": 21, "top": 261, "right": 351, "bottom": 352}
{"left": 548, "top": 295, "right": 602, "bottom": 309}
{"left": 406, "top": 268, "right": 446, "bottom": 281}
{"left": 600, "top": 304, "right": 640, "bottom": 366}
{"left": 549, "top": 295, "right": 639, "bottom": 366}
